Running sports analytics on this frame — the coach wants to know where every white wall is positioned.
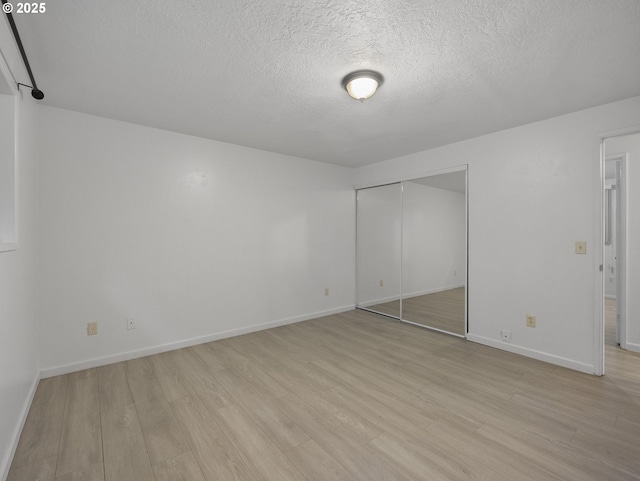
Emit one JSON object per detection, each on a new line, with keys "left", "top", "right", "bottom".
{"left": 0, "top": 97, "right": 40, "bottom": 479}
{"left": 0, "top": 94, "right": 15, "bottom": 244}
{"left": 354, "top": 96, "right": 640, "bottom": 373}
{"left": 606, "top": 132, "right": 640, "bottom": 352}
{"left": 37, "top": 106, "right": 355, "bottom": 375}
{"left": 402, "top": 182, "right": 465, "bottom": 297}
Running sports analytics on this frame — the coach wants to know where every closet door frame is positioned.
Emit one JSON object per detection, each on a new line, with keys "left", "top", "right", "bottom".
{"left": 355, "top": 164, "right": 468, "bottom": 337}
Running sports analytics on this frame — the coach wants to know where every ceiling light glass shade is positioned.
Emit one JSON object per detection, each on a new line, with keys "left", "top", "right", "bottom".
{"left": 342, "top": 70, "right": 384, "bottom": 101}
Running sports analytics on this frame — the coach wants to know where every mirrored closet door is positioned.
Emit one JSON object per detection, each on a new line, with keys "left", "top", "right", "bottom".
{"left": 356, "top": 168, "right": 467, "bottom": 337}
{"left": 356, "top": 183, "right": 402, "bottom": 319}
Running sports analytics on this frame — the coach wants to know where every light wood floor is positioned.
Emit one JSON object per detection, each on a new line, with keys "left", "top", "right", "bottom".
{"left": 8, "top": 306, "right": 640, "bottom": 481}
{"left": 366, "top": 287, "right": 466, "bottom": 335}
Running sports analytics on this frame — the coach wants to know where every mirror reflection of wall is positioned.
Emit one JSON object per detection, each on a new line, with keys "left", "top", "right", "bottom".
{"left": 356, "top": 168, "right": 467, "bottom": 337}
{"left": 0, "top": 70, "right": 16, "bottom": 248}
{"left": 356, "top": 183, "right": 402, "bottom": 319}
{"left": 402, "top": 172, "right": 466, "bottom": 335}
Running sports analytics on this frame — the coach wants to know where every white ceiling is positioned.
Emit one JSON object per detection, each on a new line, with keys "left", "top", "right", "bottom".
{"left": 14, "top": 0, "right": 640, "bottom": 168}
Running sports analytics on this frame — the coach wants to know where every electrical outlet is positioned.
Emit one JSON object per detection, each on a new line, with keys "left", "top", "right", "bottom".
{"left": 526, "top": 315, "right": 536, "bottom": 328}
{"left": 324, "top": 288, "right": 329, "bottom": 296}
{"left": 87, "top": 322, "right": 98, "bottom": 336}
{"left": 500, "top": 329, "right": 512, "bottom": 342}
{"left": 379, "top": 279, "right": 384, "bottom": 287}
{"left": 127, "top": 317, "right": 136, "bottom": 330}
{"left": 575, "top": 241, "right": 587, "bottom": 255}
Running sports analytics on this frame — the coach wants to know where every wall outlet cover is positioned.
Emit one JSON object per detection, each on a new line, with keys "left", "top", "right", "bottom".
{"left": 526, "top": 315, "right": 536, "bottom": 328}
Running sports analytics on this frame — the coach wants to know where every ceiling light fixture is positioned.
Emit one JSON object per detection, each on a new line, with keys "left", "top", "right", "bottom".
{"left": 341, "top": 70, "right": 384, "bottom": 101}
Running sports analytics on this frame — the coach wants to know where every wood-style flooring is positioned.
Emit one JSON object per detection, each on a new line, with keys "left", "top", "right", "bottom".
{"left": 8, "top": 304, "right": 640, "bottom": 481}
{"left": 365, "top": 287, "right": 465, "bottom": 335}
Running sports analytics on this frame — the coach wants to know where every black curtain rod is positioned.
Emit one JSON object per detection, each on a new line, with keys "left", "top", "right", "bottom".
{"left": 2, "top": 0, "right": 44, "bottom": 99}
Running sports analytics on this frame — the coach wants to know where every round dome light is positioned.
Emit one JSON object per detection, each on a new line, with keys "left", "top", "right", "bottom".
{"left": 342, "top": 70, "right": 384, "bottom": 101}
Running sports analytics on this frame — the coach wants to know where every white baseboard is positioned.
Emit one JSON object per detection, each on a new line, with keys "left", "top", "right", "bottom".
{"left": 466, "top": 333, "right": 595, "bottom": 375}
{"left": 40, "top": 305, "right": 355, "bottom": 378}
{"left": 1, "top": 372, "right": 39, "bottom": 481}
{"left": 358, "top": 295, "right": 400, "bottom": 308}
{"left": 624, "top": 341, "right": 640, "bottom": 353}
{"left": 604, "top": 295, "right": 617, "bottom": 299}
{"left": 403, "top": 284, "right": 465, "bottom": 299}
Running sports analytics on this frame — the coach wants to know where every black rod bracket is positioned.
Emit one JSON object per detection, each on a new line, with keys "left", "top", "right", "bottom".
{"left": 17, "top": 82, "right": 44, "bottom": 99}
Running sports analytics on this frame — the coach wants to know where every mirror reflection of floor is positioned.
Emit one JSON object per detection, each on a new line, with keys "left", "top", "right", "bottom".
{"left": 605, "top": 298, "right": 617, "bottom": 347}
{"left": 604, "top": 297, "right": 640, "bottom": 380}
{"left": 365, "top": 287, "right": 465, "bottom": 336}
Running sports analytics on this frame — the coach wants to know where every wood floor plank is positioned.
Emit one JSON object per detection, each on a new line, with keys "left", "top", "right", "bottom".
{"left": 124, "top": 357, "right": 166, "bottom": 406}
{"left": 55, "top": 369, "right": 102, "bottom": 478}
{"left": 100, "top": 403, "right": 154, "bottom": 481}
{"left": 6, "top": 455, "right": 56, "bottom": 481}
{"left": 215, "top": 404, "right": 307, "bottom": 481}
{"left": 475, "top": 419, "right": 632, "bottom": 481}
{"left": 295, "top": 388, "right": 383, "bottom": 444}
{"left": 569, "top": 423, "right": 640, "bottom": 476}
{"left": 124, "top": 357, "right": 191, "bottom": 465}
{"left": 170, "top": 348, "right": 236, "bottom": 412}
{"left": 152, "top": 452, "right": 206, "bottom": 481}
{"left": 368, "top": 431, "right": 470, "bottom": 481}
{"left": 189, "top": 343, "right": 228, "bottom": 372}
{"left": 136, "top": 400, "right": 190, "bottom": 466}
{"left": 213, "top": 368, "right": 310, "bottom": 451}
{"left": 170, "top": 348, "right": 219, "bottom": 391}
{"left": 148, "top": 352, "right": 197, "bottom": 402}
{"left": 97, "top": 363, "right": 133, "bottom": 409}
{"left": 201, "top": 340, "right": 291, "bottom": 399}
{"left": 11, "top": 375, "right": 69, "bottom": 467}
{"left": 310, "top": 359, "right": 442, "bottom": 428}
{"left": 285, "top": 439, "right": 356, "bottom": 481}
{"left": 319, "top": 383, "right": 451, "bottom": 439}
{"left": 273, "top": 393, "right": 412, "bottom": 481}
{"left": 98, "top": 363, "right": 154, "bottom": 481}
{"left": 419, "top": 419, "right": 555, "bottom": 481}
{"left": 170, "top": 394, "right": 259, "bottom": 481}
{"left": 54, "top": 462, "right": 104, "bottom": 481}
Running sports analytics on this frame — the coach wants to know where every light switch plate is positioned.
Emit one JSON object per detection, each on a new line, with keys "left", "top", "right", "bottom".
{"left": 575, "top": 241, "right": 587, "bottom": 254}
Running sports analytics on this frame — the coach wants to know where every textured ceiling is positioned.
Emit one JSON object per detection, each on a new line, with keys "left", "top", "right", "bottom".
{"left": 13, "top": 0, "right": 640, "bottom": 167}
